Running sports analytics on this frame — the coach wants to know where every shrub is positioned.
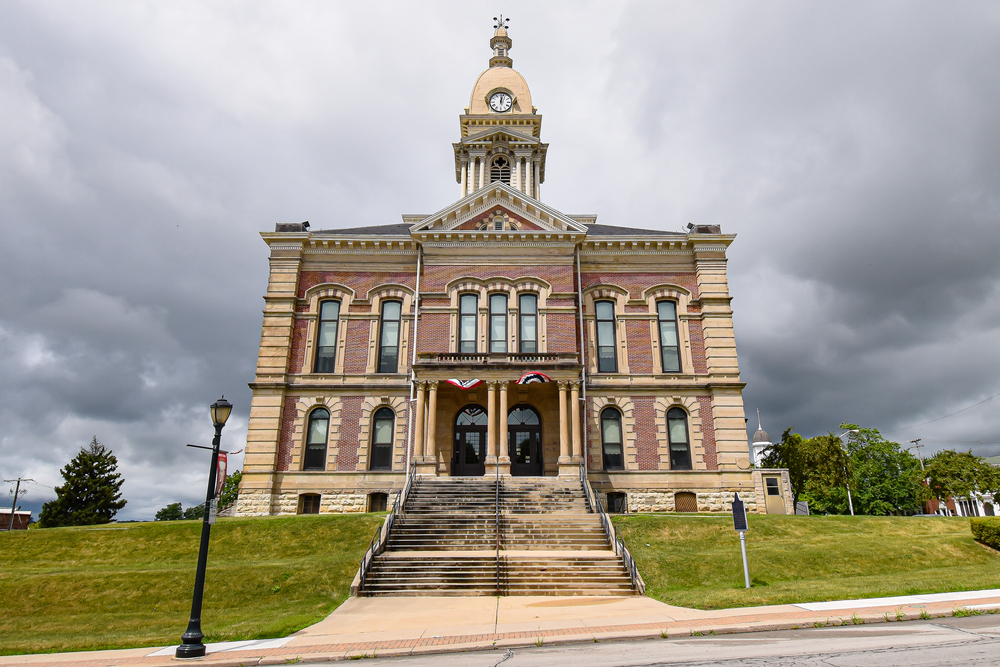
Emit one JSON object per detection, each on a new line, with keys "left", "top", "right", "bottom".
{"left": 970, "top": 517, "right": 1000, "bottom": 550}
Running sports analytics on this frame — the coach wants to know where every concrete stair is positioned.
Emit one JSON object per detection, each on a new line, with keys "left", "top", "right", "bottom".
{"left": 359, "top": 476, "right": 637, "bottom": 596}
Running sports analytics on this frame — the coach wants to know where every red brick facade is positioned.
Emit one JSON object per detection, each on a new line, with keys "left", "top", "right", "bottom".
{"left": 337, "top": 397, "right": 365, "bottom": 471}
{"left": 631, "top": 397, "right": 659, "bottom": 470}
{"left": 696, "top": 395, "right": 718, "bottom": 470}
{"left": 277, "top": 395, "right": 300, "bottom": 471}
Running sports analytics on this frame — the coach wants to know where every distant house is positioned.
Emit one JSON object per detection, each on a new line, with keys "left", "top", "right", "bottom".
{"left": 0, "top": 508, "right": 31, "bottom": 530}
{"left": 925, "top": 455, "right": 1000, "bottom": 517}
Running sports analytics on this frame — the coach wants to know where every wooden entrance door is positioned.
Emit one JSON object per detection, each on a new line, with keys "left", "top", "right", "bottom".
{"left": 763, "top": 476, "right": 786, "bottom": 514}
{"left": 508, "top": 405, "right": 543, "bottom": 476}
{"left": 452, "top": 405, "right": 487, "bottom": 476}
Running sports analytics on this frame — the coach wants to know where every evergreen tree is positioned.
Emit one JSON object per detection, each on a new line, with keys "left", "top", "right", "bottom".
{"left": 39, "top": 437, "right": 127, "bottom": 527}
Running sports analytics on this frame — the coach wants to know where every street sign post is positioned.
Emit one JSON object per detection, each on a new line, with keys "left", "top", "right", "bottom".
{"left": 732, "top": 492, "right": 751, "bottom": 588}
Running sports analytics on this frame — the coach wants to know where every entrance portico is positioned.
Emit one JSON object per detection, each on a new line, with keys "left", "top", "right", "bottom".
{"left": 411, "top": 353, "right": 583, "bottom": 477}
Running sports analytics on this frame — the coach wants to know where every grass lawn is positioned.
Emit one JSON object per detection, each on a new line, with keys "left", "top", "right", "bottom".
{"left": 613, "top": 513, "right": 1000, "bottom": 610}
{"left": 0, "top": 513, "right": 383, "bottom": 656}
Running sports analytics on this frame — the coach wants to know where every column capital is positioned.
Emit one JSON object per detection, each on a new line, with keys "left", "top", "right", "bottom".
{"left": 487, "top": 380, "right": 502, "bottom": 389}
{"left": 414, "top": 380, "right": 427, "bottom": 390}
{"left": 557, "top": 380, "right": 570, "bottom": 391}
{"left": 426, "top": 379, "right": 439, "bottom": 390}
{"left": 569, "top": 381, "right": 581, "bottom": 391}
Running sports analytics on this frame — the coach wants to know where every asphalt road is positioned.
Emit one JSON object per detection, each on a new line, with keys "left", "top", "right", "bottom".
{"left": 334, "top": 615, "right": 1000, "bottom": 666}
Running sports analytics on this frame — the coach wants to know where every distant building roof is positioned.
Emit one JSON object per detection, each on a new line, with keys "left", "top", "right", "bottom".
{"left": 311, "top": 223, "right": 413, "bottom": 236}
{"left": 586, "top": 224, "right": 683, "bottom": 237}
{"left": 752, "top": 428, "right": 771, "bottom": 444}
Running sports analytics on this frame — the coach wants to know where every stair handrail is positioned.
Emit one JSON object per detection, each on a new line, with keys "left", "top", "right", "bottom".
{"left": 494, "top": 458, "right": 501, "bottom": 595}
{"left": 580, "top": 462, "right": 647, "bottom": 595}
{"left": 356, "top": 459, "right": 417, "bottom": 594}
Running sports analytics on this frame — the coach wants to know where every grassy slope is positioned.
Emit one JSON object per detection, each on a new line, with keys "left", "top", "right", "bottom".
{"left": 0, "top": 514, "right": 382, "bottom": 656}
{"left": 613, "top": 514, "right": 1000, "bottom": 610}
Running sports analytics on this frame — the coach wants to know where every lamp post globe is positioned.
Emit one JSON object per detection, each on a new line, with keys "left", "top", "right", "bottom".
{"left": 176, "top": 396, "right": 232, "bottom": 659}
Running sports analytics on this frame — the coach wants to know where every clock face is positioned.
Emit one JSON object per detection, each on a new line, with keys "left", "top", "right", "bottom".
{"left": 489, "top": 92, "right": 513, "bottom": 112}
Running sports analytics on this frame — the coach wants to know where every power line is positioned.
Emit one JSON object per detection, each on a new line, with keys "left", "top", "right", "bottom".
{"left": 4, "top": 478, "right": 34, "bottom": 530}
{"left": 884, "top": 391, "right": 1000, "bottom": 433}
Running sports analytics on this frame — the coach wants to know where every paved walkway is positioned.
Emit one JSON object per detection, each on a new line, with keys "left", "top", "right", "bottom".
{"left": 4, "top": 590, "right": 1000, "bottom": 667}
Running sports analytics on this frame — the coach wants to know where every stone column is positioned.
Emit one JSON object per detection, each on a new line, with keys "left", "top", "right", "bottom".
{"left": 426, "top": 380, "right": 438, "bottom": 469}
{"left": 498, "top": 381, "right": 510, "bottom": 468}
{"left": 460, "top": 159, "right": 468, "bottom": 197}
{"left": 570, "top": 381, "right": 581, "bottom": 462}
{"left": 478, "top": 157, "right": 486, "bottom": 190}
{"left": 533, "top": 160, "right": 541, "bottom": 199}
{"left": 413, "top": 381, "right": 426, "bottom": 460}
{"left": 525, "top": 156, "right": 533, "bottom": 198}
{"left": 558, "top": 381, "right": 573, "bottom": 476}
{"left": 487, "top": 381, "right": 498, "bottom": 460}
{"left": 513, "top": 156, "right": 521, "bottom": 192}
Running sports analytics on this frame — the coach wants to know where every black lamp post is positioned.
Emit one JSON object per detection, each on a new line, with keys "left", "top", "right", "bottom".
{"left": 176, "top": 396, "right": 233, "bottom": 659}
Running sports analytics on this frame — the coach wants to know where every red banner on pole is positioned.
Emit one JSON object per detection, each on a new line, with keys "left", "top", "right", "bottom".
{"left": 216, "top": 452, "right": 228, "bottom": 498}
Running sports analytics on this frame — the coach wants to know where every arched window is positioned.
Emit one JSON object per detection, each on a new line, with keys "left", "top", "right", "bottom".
{"left": 490, "top": 156, "right": 511, "bottom": 184}
{"left": 601, "top": 408, "right": 624, "bottom": 470}
{"left": 304, "top": 408, "right": 330, "bottom": 471}
{"left": 595, "top": 300, "right": 618, "bottom": 373}
{"left": 369, "top": 407, "right": 394, "bottom": 471}
{"left": 314, "top": 300, "right": 340, "bottom": 372}
{"left": 377, "top": 300, "right": 402, "bottom": 373}
{"left": 519, "top": 293, "right": 537, "bottom": 353}
{"left": 489, "top": 293, "right": 508, "bottom": 353}
{"left": 657, "top": 300, "right": 681, "bottom": 373}
{"left": 667, "top": 407, "right": 692, "bottom": 470}
{"left": 459, "top": 294, "right": 478, "bottom": 353}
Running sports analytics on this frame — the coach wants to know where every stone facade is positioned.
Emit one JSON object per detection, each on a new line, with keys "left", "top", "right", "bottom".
{"left": 237, "top": 24, "right": 789, "bottom": 518}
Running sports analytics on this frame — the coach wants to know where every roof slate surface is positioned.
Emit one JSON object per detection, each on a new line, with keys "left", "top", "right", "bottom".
{"left": 312, "top": 223, "right": 412, "bottom": 236}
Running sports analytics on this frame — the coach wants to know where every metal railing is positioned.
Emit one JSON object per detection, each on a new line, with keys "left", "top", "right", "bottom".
{"left": 357, "top": 460, "right": 417, "bottom": 594}
{"left": 419, "top": 352, "right": 579, "bottom": 365}
{"left": 494, "top": 466, "right": 502, "bottom": 595}
{"left": 579, "top": 463, "right": 646, "bottom": 595}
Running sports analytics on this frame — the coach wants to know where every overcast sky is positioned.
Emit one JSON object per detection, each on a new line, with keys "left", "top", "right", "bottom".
{"left": 2, "top": 1, "right": 999, "bottom": 519}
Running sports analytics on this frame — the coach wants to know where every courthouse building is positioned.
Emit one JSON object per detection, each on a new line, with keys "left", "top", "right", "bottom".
{"left": 237, "top": 23, "right": 792, "bottom": 517}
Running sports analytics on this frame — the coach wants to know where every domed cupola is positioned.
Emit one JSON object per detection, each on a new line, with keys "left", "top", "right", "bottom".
{"left": 454, "top": 17, "right": 548, "bottom": 200}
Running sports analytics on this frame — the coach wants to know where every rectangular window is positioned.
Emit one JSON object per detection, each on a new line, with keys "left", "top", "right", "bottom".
{"left": 314, "top": 300, "right": 340, "bottom": 372}
{"left": 657, "top": 301, "right": 681, "bottom": 373}
{"left": 595, "top": 300, "right": 617, "bottom": 373}
{"left": 489, "top": 293, "right": 507, "bottom": 353}
{"left": 765, "top": 477, "right": 780, "bottom": 496}
{"left": 459, "top": 294, "right": 478, "bottom": 353}
{"left": 369, "top": 408, "right": 394, "bottom": 471}
{"left": 377, "top": 301, "right": 401, "bottom": 373}
{"left": 519, "top": 294, "right": 537, "bottom": 353}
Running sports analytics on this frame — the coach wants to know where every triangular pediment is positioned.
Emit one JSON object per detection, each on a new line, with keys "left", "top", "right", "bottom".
{"left": 408, "top": 182, "right": 589, "bottom": 235}
{"left": 459, "top": 125, "right": 539, "bottom": 147}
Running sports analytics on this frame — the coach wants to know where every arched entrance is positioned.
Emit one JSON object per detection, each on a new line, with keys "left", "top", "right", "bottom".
{"left": 452, "top": 405, "right": 487, "bottom": 476}
{"left": 508, "top": 405, "right": 543, "bottom": 476}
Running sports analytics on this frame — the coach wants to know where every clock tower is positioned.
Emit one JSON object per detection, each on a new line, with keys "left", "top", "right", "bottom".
{"left": 454, "top": 16, "right": 548, "bottom": 199}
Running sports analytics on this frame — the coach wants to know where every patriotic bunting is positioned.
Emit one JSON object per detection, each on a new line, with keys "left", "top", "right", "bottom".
{"left": 516, "top": 372, "right": 551, "bottom": 385}
{"left": 445, "top": 378, "right": 482, "bottom": 389}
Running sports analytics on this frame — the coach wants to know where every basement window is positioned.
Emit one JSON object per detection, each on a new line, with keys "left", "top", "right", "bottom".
{"left": 299, "top": 494, "right": 321, "bottom": 514}
{"left": 606, "top": 492, "right": 627, "bottom": 514}
{"left": 368, "top": 492, "right": 388, "bottom": 512}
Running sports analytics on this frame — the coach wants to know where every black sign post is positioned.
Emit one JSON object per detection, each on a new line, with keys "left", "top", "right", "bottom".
{"left": 732, "top": 492, "right": 751, "bottom": 588}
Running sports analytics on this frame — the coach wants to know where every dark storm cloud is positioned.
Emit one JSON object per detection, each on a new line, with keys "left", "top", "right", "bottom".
{"left": 1, "top": 1, "right": 998, "bottom": 517}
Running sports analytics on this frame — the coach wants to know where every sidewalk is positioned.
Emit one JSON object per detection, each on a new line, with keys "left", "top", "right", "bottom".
{"left": 4, "top": 589, "right": 1000, "bottom": 667}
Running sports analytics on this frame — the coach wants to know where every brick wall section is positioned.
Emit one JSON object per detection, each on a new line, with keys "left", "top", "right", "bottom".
{"left": 417, "top": 312, "right": 451, "bottom": 353}
{"left": 688, "top": 321, "right": 708, "bottom": 374}
{"left": 632, "top": 397, "right": 659, "bottom": 470}
{"left": 297, "top": 271, "right": 416, "bottom": 299}
{"left": 276, "top": 395, "right": 300, "bottom": 471}
{"left": 343, "top": 319, "right": 372, "bottom": 374}
{"left": 546, "top": 313, "right": 579, "bottom": 352}
{"left": 625, "top": 320, "right": 653, "bottom": 373}
{"left": 696, "top": 396, "right": 718, "bottom": 470}
{"left": 422, "top": 265, "right": 575, "bottom": 292}
{"left": 580, "top": 272, "right": 699, "bottom": 299}
{"left": 337, "top": 397, "right": 364, "bottom": 471}
{"left": 289, "top": 320, "right": 310, "bottom": 374}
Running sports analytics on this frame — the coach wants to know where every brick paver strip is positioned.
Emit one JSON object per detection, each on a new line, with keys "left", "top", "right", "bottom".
{"left": 5, "top": 597, "right": 999, "bottom": 667}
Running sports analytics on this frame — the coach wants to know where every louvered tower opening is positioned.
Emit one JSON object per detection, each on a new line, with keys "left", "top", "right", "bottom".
{"left": 491, "top": 156, "right": 511, "bottom": 184}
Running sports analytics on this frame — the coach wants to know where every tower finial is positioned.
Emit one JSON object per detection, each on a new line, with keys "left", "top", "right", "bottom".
{"left": 756, "top": 407, "right": 761, "bottom": 430}
{"left": 489, "top": 15, "right": 513, "bottom": 68}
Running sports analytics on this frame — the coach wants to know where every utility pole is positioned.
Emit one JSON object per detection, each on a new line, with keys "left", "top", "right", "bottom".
{"left": 4, "top": 478, "right": 33, "bottom": 530}
{"left": 909, "top": 439, "right": 925, "bottom": 471}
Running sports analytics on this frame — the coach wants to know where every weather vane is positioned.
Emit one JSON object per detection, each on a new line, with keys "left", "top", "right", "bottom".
{"left": 493, "top": 15, "right": 510, "bottom": 30}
